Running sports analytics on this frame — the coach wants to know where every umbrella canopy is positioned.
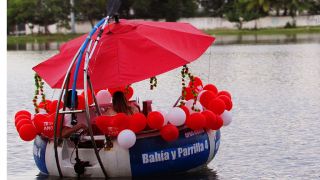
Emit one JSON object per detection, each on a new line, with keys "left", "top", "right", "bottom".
{"left": 33, "top": 19, "right": 215, "bottom": 90}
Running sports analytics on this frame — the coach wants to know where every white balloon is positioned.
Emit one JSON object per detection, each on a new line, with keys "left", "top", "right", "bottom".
{"left": 96, "top": 90, "right": 112, "bottom": 105}
{"left": 166, "top": 107, "right": 186, "bottom": 126}
{"left": 221, "top": 111, "right": 232, "bottom": 126}
{"left": 185, "top": 99, "right": 203, "bottom": 114}
{"left": 159, "top": 110, "right": 168, "bottom": 126}
{"left": 117, "top": 129, "right": 136, "bottom": 149}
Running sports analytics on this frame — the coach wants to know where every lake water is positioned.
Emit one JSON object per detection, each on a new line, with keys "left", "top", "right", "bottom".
{"left": 7, "top": 37, "right": 320, "bottom": 179}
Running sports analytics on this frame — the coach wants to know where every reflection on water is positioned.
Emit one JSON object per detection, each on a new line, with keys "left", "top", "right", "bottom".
{"left": 7, "top": 43, "right": 320, "bottom": 179}
{"left": 7, "top": 42, "right": 63, "bottom": 51}
{"left": 214, "top": 33, "right": 320, "bottom": 45}
{"left": 31, "top": 166, "right": 218, "bottom": 180}
{"left": 7, "top": 33, "right": 320, "bottom": 50}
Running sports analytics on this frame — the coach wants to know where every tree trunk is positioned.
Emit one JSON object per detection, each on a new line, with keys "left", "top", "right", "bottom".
{"left": 28, "top": 24, "right": 34, "bottom": 35}
{"left": 89, "top": 19, "right": 94, "bottom": 28}
{"left": 44, "top": 25, "right": 50, "bottom": 34}
{"left": 284, "top": 7, "right": 288, "bottom": 16}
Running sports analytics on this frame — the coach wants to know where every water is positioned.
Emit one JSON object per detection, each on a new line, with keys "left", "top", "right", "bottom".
{"left": 7, "top": 41, "right": 320, "bottom": 179}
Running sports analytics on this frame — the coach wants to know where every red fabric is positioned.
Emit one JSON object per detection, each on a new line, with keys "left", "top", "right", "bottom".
{"left": 33, "top": 19, "right": 215, "bottom": 89}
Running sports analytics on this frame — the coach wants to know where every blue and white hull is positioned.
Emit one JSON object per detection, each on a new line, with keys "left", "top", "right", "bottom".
{"left": 33, "top": 128, "right": 221, "bottom": 178}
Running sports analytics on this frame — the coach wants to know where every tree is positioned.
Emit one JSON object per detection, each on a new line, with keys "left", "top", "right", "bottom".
{"left": 74, "top": 0, "right": 106, "bottom": 28}
{"left": 8, "top": 0, "right": 38, "bottom": 34}
{"left": 225, "top": 0, "right": 261, "bottom": 29}
{"left": 245, "top": 0, "right": 270, "bottom": 29}
{"left": 282, "top": 0, "right": 311, "bottom": 27}
{"left": 132, "top": 0, "right": 197, "bottom": 21}
{"left": 197, "top": 0, "right": 231, "bottom": 17}
{"left": 308, "top": 0, "right": 320, "bottom": 15}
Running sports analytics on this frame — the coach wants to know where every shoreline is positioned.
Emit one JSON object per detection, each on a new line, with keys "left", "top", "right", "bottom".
{"left": 7, "top": 26, "right": 320, "bottom": 45}
{"left": 205, "top": 26, "right": 320, "bottom": 35}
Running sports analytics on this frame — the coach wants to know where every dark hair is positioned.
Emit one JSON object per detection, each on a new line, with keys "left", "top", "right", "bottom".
{"left": 112, "top": 91, "right": 133, "bottom": 115}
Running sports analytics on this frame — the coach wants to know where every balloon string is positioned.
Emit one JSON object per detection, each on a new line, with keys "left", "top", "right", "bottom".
{"left": 208, "top": 47, "right": 212, "bottom": 84}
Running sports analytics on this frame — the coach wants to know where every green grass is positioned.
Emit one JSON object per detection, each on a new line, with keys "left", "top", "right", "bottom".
{"left": 205, "top": 26, "right": 320, "bottom": 36}
{"left": 7, "top": 33, "right": 84, "bottom": 45}
{"left": 7, "top": 26, "right": 320, "bottom": 45}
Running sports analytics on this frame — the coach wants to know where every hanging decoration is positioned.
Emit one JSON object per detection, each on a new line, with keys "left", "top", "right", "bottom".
{"left": 180, "top": 65, "right": 199, "bottom": 111}
{"left": 150, "top": 76, "right": 157, "bottom": 90}
{"left": 33, "top": 73, "right": 48, "bottom": 114}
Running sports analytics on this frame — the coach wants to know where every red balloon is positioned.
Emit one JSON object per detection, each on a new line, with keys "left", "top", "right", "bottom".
{"left": 15, "top": 114, "right": 31, "bottom": 126}
{"left": 114, "top": 113, "right": 130, "bottom": 131}
{"left": 18, "top": 124, "right": 37, "bottom": 141}
{"left": 15, "top": 110, "right": 31, "bottom": 119}
{"left": 48, "top": 100, "right": 64, "bottom": 114}
{"left": 33, "top": 114, "right": 49, "bottom": 133}
{"left": 215, "top": 116, "right": 224, "bottom": 130}
{"left": 46, "top": 113, "right": 63, "bottom": 137}
{"left": 217, "top": 91, "right": 232, "bottom": 100}
{"left": 179, "top": 105, "right": 190, "bottom": 118}
{"left": 16, "top": 119, "right": 32, "bottom": 132}
{"left": 199, "top": 91, "right": 216, "bottom": 108}
{"left": 95, "top": 115, "right": 124, "bottom": 136}
{"left": 81, "top": 90, "right": 95, "bottom": 105}
{"left": 147, "top": 111, "right": 164, "bottom": 130}
{"left": 185, "top": 113, "right": 206, "bottom": 130}
{"left": 201, "top": 110, "right": 218, "bottom": 130}
{"left": 38, "top": 100, "right": 52, "bottom": 110}
{"left": 125, "top": 86, "right": 134, "bottom": 100}
{"left": 182, "top": 87, "right": 195, "bottom": 100}
{"left": 203, "top": 84, "right": 218, "bottom": 95}
{"left": 188, "top": 77, "right": 203, "bottom": 89}
{"left": 160, "top": 124, "right": 179, "bottom": 142}
{"left": 129, "top": 113, "right": 147, "bottom": 133}
{"left": 207, "top": 98, "right": 226, "bottom": 115}
{"left": 95, "top": 116, "right": 110, "bottom": 135}
{"left": 217, "top": 95, "right": 233, "bottom": 111}
{"left": 77, "top": 95, "right": 86, "bottom": 110}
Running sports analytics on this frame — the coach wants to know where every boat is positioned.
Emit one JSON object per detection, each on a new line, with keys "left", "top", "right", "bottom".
{"left": 14, "top": 0, "right": 233, "bottom": 178}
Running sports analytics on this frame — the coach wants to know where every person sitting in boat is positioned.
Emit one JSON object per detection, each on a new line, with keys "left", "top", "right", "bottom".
{"left": 104, "top": 91, "right": 139, "bottom": 116}
{"left": 61, "top": 90, "right": 88, "bottom": 138}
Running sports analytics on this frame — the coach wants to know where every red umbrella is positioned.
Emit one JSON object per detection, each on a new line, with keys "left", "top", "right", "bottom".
{"left": 33, "top": 19, "right": 215, "bottom": 90}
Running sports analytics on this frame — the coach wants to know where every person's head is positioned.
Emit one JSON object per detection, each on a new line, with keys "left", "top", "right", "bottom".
{"left": 112, "top": 91, "right": 133, "bottom": 115}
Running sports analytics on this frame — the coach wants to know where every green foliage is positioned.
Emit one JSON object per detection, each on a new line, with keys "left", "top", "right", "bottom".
{"left": 225, "top": 0, "right": 261, "bottom": 29}
{"left": 132, "top": 0, "right": 197, "bottom": 21}
{"left": 8, "top": 0, "right": 70, "bottom": 34}
{"left": 197, "top": 0, "right": 232, "bottom": 17}
{"left": 74, "top": 0, "right": 106, "bottom": 27}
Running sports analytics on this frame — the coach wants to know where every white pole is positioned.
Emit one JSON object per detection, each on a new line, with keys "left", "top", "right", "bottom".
{"left": 70, "top": 0, "right": 76, "bottom": 33}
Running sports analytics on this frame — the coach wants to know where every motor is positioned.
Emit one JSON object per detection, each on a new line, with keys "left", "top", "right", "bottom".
{"left": 70, "top": 132, "right": 91, "bottom": 176}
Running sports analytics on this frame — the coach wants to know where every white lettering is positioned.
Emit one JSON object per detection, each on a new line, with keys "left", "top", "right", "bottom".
{"left": 171, "top": 150, "right": 176, "bottom": 160}
{"left": 142, "top": 154, "right": 149, "bottom": 164}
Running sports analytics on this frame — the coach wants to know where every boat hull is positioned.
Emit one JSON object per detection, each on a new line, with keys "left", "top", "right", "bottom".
{"left": 33, "top": 128, "right": 221, "bottom": 178}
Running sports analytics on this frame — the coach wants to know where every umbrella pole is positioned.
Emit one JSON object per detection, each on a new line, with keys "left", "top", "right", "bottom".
{"left": 88, "top": 77, "right": 102, "bottom": 116}
{"left": 83, "top": 72, "right": 108, "bottom": 177}
{"left": 53, "top": 48, "right": 81, "bottom": 177}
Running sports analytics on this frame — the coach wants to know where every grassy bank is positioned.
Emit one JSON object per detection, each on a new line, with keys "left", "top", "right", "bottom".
{"left": 7, "top": 26, "right": 320, "bottom": 45}
{"left": 7, "top": 33, "right": 83, "bottom": 45}
{"left": 205, "top": 26, "right": 320, "bottom": 36}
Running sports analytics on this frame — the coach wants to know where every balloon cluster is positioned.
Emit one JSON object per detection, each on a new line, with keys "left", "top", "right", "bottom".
{"left": 14, "top": 108, "right": 63, "bottom": 141}
{"left": 94, "top": 77, "right": 233, "bottom": 149}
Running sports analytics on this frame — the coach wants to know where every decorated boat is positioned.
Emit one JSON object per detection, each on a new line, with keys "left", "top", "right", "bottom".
{"left": 13, "top": 0, "right": 233, "bottom": 178}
